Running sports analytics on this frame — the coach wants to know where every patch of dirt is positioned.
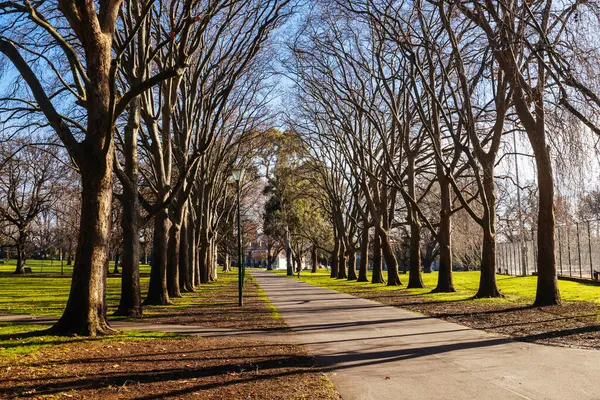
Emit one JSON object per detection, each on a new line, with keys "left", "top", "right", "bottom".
{"left": 338, "top": 285, "right": 600, "bottom": 350}
{"left": 137, "top": 273, "right": 286, "bottom": 331}
{"left": 0, "top": 337, "right": 340, "bottom": 399}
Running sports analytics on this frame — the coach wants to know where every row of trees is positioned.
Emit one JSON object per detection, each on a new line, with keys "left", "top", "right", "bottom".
{"left": 262, "top": 0, "right": 600, "bottom": 307}
{"left": 3, "top": 0, "right": 600, "bottom": 336}
{"left": 0, "top": 0, "right": 291, "bottom": 335}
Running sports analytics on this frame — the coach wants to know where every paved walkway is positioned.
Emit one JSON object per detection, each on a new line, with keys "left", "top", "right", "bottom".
{"left": 251, "top": 270, "right": 600, "bottom": 400}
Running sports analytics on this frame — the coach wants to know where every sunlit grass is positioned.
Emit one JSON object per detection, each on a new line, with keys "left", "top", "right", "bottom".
{"left": 0, "top": 269, "right": 267, "bottom": 359}
{"left": 272, "top": 269, "right": 600, "bottom": 305}
{"left": 0, "top": 259, "right": 241, "bottom": 317}
{"left": 0, "top": 259, "right": 151, "bottom": 275}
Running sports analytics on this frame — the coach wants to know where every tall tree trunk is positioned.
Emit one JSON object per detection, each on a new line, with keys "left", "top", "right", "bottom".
{"left": 223, "top": 253, "right": 231, "bottom": 272}
{"left": 115, "top": 152, "right": 142, "bottom": 316}
{"left": 113, "top": 253, "right": 120, "bottom": 274}
{"left": 407, "top": 219, "right": 424, "bottom": 288}
{"left": 266, "top": 247, "right": 274, "bottom": 270}
{"left": 294, "top": 250, "right": 302, "bottom": 273}
{"left": 357, "top": 227, "right": 369, "bottom": 282}
{"left": 166, "top": 221, "right": 182, "bottom": 298}
{"left": 52, "top": 147, "right": 115, "bottom": 335}
{"left": 193, "top": 221, "right": 201, "bottom": 287}
{"left": 337, "top": 238, "right": 347, "bottom": 279}
{"left": 185, "top": 213, "right": 196, "bottom": 291}
{"left": 381, "top": 229, "right": 402, "bottom": 286}
{"left": 104, "top": 250, "right": 110, "bottom": 275}
{"left": 2, "top": 4, "right": 127, "bottom": 336}
{"left": 406, "top": 155, "right": 424, "bottom": 288}
{"left": 144, "top": 210, "right": 171, "bottom": 305}
{"left": 533, "top": 142, "right": 560, "bottom": 305}
{"left": 209, "top": 237, "right": 218, "bottom": 281}
{"left": 311, "top": 245, "right": 318, "bottom": 273}
{"left": 476, "top": 164, "right": 501, "bottom": 298}
{"left": 285, "top": 228, "right": 293, "bottom": 276}
{"left": 331, "top": 236, "right": 340, "bottom": 278}
{"left": 199, "top": 229, "right": 210, "bottom": 284}
{"left": 434, "top": 174, "right": 455, "bottom": 292}
{"left": 14, "top": 232, "right": 26, "bottom": 274}
{"left": 371, "top": 227, "right": 385, "bottom": 283}
{"left": 179, "top": 214, "right": 193, "bottom": 292}
{"left": 422, "top": 257, "right": 433, "bottom": 273}
{"left": 347, "top": 248, "right": 357, "bottom": 281}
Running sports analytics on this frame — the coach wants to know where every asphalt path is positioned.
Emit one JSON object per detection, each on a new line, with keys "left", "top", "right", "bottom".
{"left": 251, "top": 270, "right": 600, "bottom": 400}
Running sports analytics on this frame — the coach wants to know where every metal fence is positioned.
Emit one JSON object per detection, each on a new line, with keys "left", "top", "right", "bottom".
{"left": 497, "top": 220, "right": 600, "bottom": 281}
{"left": 497, "top": 240, "right": 537, "bottom": 276}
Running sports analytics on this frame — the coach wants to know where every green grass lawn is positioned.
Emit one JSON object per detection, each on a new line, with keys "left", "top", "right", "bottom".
{"left": 274, "top": 269, "right": 600, "bottom": 305}
{"left": 0, "top": 273, "right": 150, "bottom": 316}
{"left": 0, "top": 323, "right": 179, "bottom": 358}
{"left": 0, "top": 265, "right": 277, "bottom": 356}
{"left": 0, "top": 259, "right": 187, "bottom": 317}
{"left": 0, "top": 258, "right": 152, "bottom": 275}
{"left": 0, "top": 260, "right": 252, "bottom": 319}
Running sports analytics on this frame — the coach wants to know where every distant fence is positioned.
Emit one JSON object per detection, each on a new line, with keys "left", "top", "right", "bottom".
{"left": 498, "top": 220, "right": 600, "bottom": 281}
{"left": 497, "top": 240, "right": 537, "bottom": 276}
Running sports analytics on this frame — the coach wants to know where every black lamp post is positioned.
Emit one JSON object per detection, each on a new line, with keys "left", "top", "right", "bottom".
{"left": 232, "top": 168, "right": 245, "bottom": 306}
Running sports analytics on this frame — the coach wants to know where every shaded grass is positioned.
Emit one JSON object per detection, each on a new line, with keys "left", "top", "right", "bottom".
{"left": 141, "top": 269, "right": 288, "bottom": 330}
{"left": 1, "top": 335, "right": 340, "bottom": 400}
{"left": 277, "top": 269, "right": 600, "bottom": 305}
{"left": 0, "top": 322, "right": 180, "bottom": 359}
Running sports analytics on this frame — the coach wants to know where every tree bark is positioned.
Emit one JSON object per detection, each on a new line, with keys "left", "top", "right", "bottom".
{"left": 347, "top": 248, "right": 357, "bottom": 281}
{"left": 357, "top": 227, "right": 369, "bottom": 282}
{"left": 193, "top": 221, "right": 201, "bottom": 287}
{"left": 113, "top": 253, "right": 120, "bottom": 274}
{"left": 380, "top": 229, "right": 402, "bottom": 286}
{"left": 266, "top": 246, "right": 274, "bottom": 270}
{"left": 371, "top": 227, "right": 385, "bottom": 283}
{"left": 331, "top": 236, "right": 340, "bottom": 279}
{"left": 294, "top": 249, "right": 302, "bottom": 273}
{"left": 14, "top": 231, "right": 26, "bottom": 274}
{"left": 337, "top": 238, "right": 348, "bottom": 279}
{"left": 406, "top": 155, "right": 424, "bottom": 288}
{"left": 52, "top": 147, "right": 114, "bottom": 335}
{"left": 422, "top": 257, "right": 433, "bottom": 273}
{"left": 179, "top": 213, "right": 194, "bottom": 292}
{"left": 476, "top": 164, "right": 502, "bottom": 298}
{"left": 407, "top": 220, "right": 424, "bottom": 288}
{"left": 285, "top": 228, "right": 294, "bottom": 276}
{"left": 311, "top": 245, "right": 318, "bottom": 273}
{"left": 199, "top": 229, "right": 210, "bottom": 284}
{"left": 533, "top": 144, "right": 560, "bottom": 305}
{"left": 166, "top": 221, "right": 182, "bottom": 298}
{"left": 209, "top": 237, "right": 218, "bottom": 281}
{"left": 186, "top": 212, "right": 196, "bottom": 290}
{"left": 144, "top": 210, "right": 171, "bottom": 305}
{"left": 223, "top": 253, "right": 231, "bottom": 272}
{"left": 433, "top": 174, "right": 455, "bottom": 292}
{"left": 115, "top": 167, "right": 142, "bottom": 317}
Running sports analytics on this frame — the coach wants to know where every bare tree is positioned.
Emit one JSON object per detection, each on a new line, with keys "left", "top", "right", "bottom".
{"left": 0, "top": 144, "right": 62, "bottom": 273}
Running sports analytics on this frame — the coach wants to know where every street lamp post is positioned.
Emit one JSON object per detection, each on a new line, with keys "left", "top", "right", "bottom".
{"left": 232, "top": 168, "right": 245, "bottom": 306}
